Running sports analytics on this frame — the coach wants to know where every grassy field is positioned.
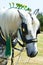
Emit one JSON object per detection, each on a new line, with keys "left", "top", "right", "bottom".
{"left": 7, "top": 32, "right": 43, "bottom": 65}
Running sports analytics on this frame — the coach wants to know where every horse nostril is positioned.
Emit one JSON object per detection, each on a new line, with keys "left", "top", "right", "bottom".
{"left": 30, "top": 51, "right": 38, "bottom": 57}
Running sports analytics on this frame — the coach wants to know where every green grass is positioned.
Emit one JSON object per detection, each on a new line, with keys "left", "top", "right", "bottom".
{"left": 37, "top": 33, "right": 43, "bottom": 56}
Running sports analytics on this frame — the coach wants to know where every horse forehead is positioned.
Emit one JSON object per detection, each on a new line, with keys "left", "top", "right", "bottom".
{"left": 32, "top": 14, "right": 40, "bottom": 25}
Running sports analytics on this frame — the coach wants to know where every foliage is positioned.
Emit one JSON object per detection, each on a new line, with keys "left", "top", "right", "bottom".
{"left": 9, "top": 2, "right": 31, "bottom": 11}
{"left": 16, "top": 3, "right": 27, "bottom": 9}
{"left": 37, "top": 13, "right": 43, "bottom": 31}
{"left": 16, "top": 3, "right": 31, "bottom": 11}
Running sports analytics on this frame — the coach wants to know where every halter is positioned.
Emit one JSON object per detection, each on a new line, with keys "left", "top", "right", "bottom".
{"left": 18, "top": 28, "right": 38, "bottom": 44}
{"left": 17, "top": 10, "right": 38, "bottom": 47}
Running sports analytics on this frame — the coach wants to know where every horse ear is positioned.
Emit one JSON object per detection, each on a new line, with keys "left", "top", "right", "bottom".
{"left": 33, "top": 9, "right": 39, "bottom": 16}
{"left": 18, "top": 10, "right": 25, "bottom": 19}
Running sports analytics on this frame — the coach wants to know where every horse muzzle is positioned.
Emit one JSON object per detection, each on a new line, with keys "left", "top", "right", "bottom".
{"left": 26, "top": 49, "right": 38, "bottom": 57}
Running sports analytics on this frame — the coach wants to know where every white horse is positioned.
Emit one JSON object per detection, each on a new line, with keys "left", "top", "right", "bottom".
{"left": 0, "top": 8, "right": 40, "bottom": 65}
{"left": 13, "top": 9, "right": 40, "bottom": 57}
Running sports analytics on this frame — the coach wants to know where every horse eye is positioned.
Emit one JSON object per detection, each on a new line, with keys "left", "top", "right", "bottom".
{"left": 22, "top": 28, "right": 25, "bottom": 32}
{"left": 21, "top": 22, "right": 28, "bottom": 35}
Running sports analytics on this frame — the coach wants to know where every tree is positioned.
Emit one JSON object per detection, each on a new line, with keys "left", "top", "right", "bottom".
{"left": 37, "top": 13, "right": 43, "bottom": 31}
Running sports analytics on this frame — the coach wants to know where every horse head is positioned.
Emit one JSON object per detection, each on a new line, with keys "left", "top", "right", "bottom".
{"left": 17, "top": 9, "right": 40, "bottom": 57}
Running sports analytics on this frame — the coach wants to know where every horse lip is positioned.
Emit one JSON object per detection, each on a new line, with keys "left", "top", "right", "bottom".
{"left": 29, "top": 51, "right": 38, "bottom": 58}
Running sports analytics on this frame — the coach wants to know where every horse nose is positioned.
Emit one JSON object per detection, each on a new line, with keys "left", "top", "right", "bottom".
{"left": 29, "top": 51, "right": 38, "bottom": 57}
